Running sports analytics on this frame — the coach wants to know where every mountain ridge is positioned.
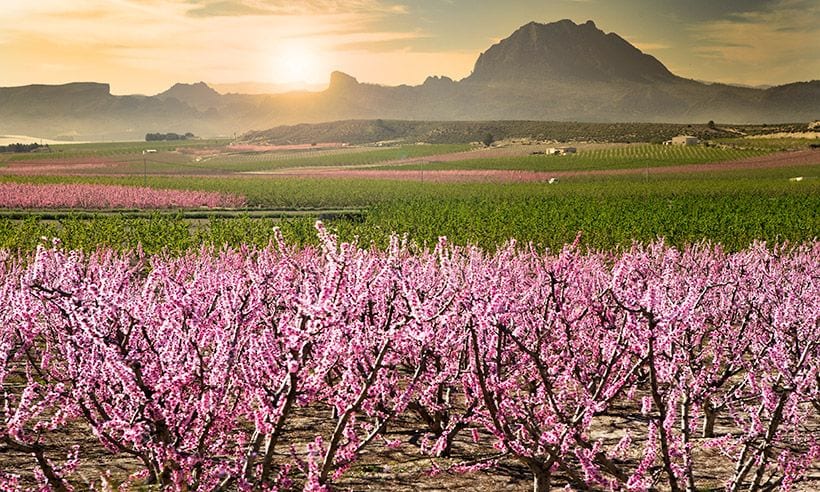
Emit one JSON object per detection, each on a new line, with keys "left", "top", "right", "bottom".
{"left": 1, "top": 19, "right": 817, "bottom": 140}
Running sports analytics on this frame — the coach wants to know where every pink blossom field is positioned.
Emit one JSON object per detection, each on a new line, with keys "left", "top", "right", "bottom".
{"left": 0, "top": 182, "right": 245, "bottom": 209}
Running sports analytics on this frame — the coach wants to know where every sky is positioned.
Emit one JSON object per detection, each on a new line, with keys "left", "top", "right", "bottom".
{"left": 0, "top": 0, "right": 818, "bottom": 94}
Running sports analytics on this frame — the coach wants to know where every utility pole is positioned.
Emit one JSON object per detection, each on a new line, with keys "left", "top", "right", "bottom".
{"left": 142, "top": 150, "right": 147, "bottom": 187}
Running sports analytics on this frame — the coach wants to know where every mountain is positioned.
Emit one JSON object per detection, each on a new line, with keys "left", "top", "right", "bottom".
{"left": 1, "top": 19, "right": 817, "bottom": 141}
{"left": 0, "top": 82, "right": 210, "bottom": 141}
{"left": 467, "top": 20, "right": 675, "bottom": 84}
{"left": 157, "top": 81, "right": 223, "bottom": 111}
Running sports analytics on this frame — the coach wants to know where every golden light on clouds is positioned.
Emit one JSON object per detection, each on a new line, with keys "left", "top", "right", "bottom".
{"left": 0, "top": 0, "right": 816, "bottom": 94}
{"left": 0, "top": 0, "right": 459, "bottom": 94}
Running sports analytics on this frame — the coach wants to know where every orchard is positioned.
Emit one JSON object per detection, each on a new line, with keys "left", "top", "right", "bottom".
{"left": 0, "top": 224, "right": 817, "bottom": 491}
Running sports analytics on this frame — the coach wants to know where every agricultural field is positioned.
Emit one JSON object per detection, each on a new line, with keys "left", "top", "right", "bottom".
{"left": 0, "top": 182, "right": 244, "bottom": 209}
{"left": 0, "top": 143, "right": 471, "bottom": 176}
{"left": 0, "top": 138, "right": 817, "bottom": 252}
{"left": 0, "top": 138, "right": 230, "bottom": 161}
{"left": 715, "top": 136, "right": 820, "bottom": 151}
{"left": 0, "top": 133, "right": 819, "bottom": 490}
{"left": 371, "top": 144, "right": 771, "bottom": 172}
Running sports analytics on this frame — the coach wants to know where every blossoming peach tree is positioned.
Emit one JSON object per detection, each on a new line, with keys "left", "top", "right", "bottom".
{"left": 0, "top": 225, "right": 817, "bottom": 491}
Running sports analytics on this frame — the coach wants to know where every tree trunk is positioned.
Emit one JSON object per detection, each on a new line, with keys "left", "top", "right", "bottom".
{"left": 529, "top": 462, "right": 551, "bottom": 492}
{"left": 702, "top": 400, "right": 717, "bottom": 438}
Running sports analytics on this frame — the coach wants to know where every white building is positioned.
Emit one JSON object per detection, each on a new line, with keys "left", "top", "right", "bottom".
{"left": 668, "top": 135, "right": 699, "bottom": 146}
{"left": 546, "top": 146, "right": 577, "bottom": 155}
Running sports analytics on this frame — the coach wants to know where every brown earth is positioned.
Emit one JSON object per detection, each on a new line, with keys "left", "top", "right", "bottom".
{"left": 0, "top": 157, "right": 130, "bottom": 174}
{"left": 4, "top": 399, "right": 818, "bottom": 491}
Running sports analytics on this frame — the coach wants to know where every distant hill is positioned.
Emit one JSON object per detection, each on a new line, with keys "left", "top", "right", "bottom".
{"left": 1, "top": 19, "right": 818, "bottom": 141}
{"left": 157, "top": 82, "right": 223, "bottom": 111}
{"left": 0, "top": 82, "right": 209, "bottom": 141}
{"left": 241, "top": 120, "right": 808, "bottom": 146}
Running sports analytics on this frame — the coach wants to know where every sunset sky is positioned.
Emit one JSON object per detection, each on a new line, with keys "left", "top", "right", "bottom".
{"left": 1, "top": 0, "right": 818, "bottom": 95}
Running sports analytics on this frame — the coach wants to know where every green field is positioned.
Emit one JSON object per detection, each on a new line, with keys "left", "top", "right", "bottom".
{"left": 199, "top": 143, "right": 471, "bottom": 172}
{"left": 3, "top": 139, "right": 231, "bottom": 161}
{"left": 374, "top": 144, "right": 770, "bottom": 172}
{"left": 0, "top": 143, "right": 472, "bottom": 175}
{"left": 1, "top": 170, "right": 817, "bottom": 253}
{"left": 714, "top": 137, "right": 819, "bottom": 151}
{"left": 0, "top": 136, "right": 817, "bottom": 253}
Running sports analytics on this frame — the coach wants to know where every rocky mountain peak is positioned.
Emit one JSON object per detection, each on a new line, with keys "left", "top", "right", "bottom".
{"left": 466, "top": 19, "right": 676, "bottom": 84}
{"left": 328, "top": 71, "right": 360, "bottom": 91}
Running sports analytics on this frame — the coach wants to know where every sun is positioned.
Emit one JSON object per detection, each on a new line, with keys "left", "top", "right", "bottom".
{"left": 273, "top": 41, "right": 324, "bottom": 85}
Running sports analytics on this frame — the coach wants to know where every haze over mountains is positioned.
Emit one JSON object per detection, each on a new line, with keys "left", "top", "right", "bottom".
{"left": 1, "top": 19, "right": 818, "bottom": 141}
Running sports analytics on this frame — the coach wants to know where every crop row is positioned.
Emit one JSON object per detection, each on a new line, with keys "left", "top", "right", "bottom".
{"left": 385, "top": 144, "right": 769, "bottom": 172}
{"left": 716, "top": 137, "right": 819, "bottom": 151}
{"left": 1, "top": 227, "right": 817, "bottom": 490}
{"left": 202, "top": 144, "right": 471, "bottom": 173}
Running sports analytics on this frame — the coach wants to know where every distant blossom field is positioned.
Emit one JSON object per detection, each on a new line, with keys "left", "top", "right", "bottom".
{"left": 0, "top": 182, "right": 245, "bottom": 209}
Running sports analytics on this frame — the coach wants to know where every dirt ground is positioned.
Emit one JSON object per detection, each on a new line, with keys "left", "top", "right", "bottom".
{"left": 4, "top": 400, "right": 819, "bottom": 491}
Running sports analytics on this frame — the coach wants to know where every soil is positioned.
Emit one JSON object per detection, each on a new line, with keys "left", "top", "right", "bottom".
{"left": 3, "top": 400, "right": 818, "bottom": 491}
{"left": 0, "top": 157, "right": 127, "bottom": 174}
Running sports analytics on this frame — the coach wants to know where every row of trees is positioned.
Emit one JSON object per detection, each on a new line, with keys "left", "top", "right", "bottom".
{"left": 0, "top": 143, "right": 47, "bottom": 153}
{"left": 1, "top": 225, "right": 818, "bottom": 491}
{"left": 145, "top": 132, "right": 196, "bottom": 142}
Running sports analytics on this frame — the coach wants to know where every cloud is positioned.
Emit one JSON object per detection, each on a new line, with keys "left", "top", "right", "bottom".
{"left": 623, "top": 38, "right": 670, "bottom": 53}
{"left": 0, "top": 0, "right": 441, "bottom": 93}
{"left": 691, "top": 0, "right": 820, "bottom": 63}
{"left": 687, "top": 0, "right": 820, "bottom": 83}
{"left": 185, "top": 0, "right": 407, "bottom": 17}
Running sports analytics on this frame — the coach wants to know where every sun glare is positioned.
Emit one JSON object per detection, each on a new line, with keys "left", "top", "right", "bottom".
{"left": 273, "top": 42, "right": 324, "bottom": 85}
